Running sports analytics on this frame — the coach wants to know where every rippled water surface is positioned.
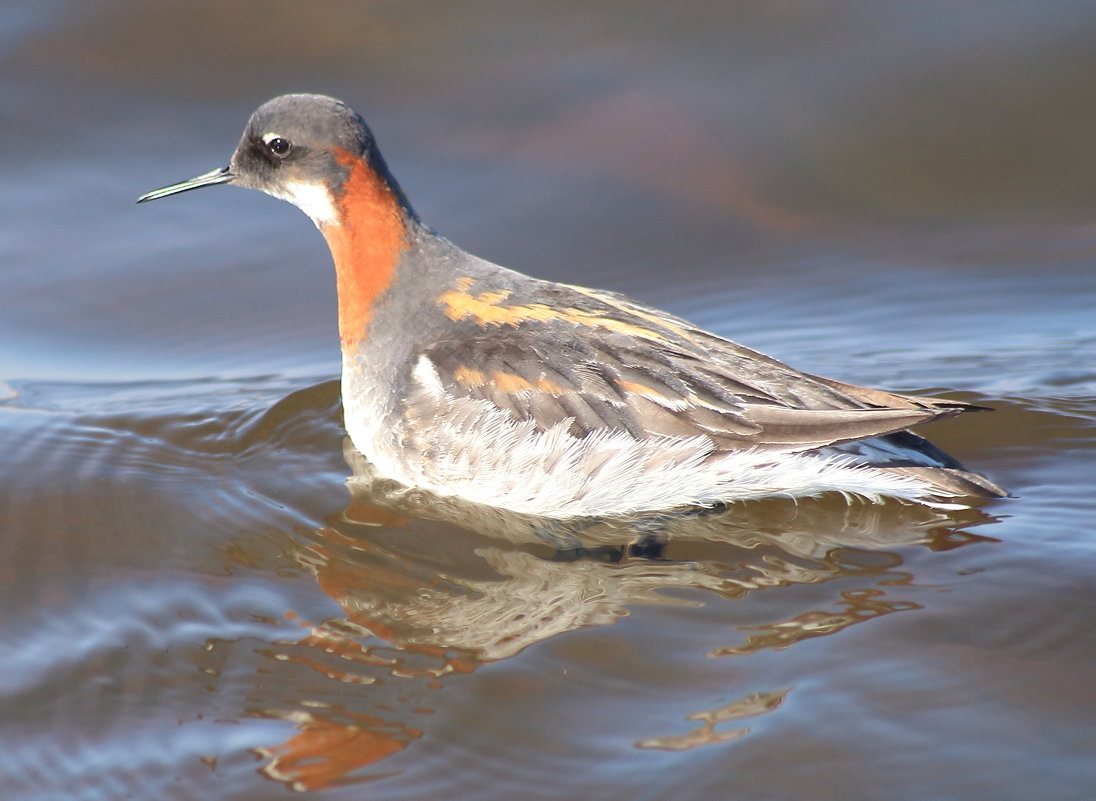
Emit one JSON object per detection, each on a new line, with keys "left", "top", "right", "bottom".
{"left": 3, "top": 3, "right": 1096, "bottom": 799}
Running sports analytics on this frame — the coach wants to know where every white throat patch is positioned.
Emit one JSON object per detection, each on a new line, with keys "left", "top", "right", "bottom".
{"left": 271, "top": 180, "right": 339, "bottom": 228}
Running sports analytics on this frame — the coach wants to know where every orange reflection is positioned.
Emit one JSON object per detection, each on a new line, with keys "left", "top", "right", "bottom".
{"left": 256, "top": 707, "right": 421, "bottom": 792}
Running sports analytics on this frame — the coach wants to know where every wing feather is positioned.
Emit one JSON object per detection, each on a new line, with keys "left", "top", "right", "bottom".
{"left": 410, "top": 285, "right": 968, "bottom": 453}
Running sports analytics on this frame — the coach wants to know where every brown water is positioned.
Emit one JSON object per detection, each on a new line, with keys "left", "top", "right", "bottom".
{"left": 3, "top": 2, "right": 1096, "bottom": 799}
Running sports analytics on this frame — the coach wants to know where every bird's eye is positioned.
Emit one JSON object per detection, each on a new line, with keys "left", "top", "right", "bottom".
{"left": 264, "top": 136, "right": 292, "bottom": 158}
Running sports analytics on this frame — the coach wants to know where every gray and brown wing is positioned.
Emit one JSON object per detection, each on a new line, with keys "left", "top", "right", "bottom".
{"left": 407, "top": 289, "right": 964, "bottom": 453}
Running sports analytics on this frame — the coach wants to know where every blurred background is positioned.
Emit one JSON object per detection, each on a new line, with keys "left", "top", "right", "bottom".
{"left": 2, "top": 2, "right": 1095, "bottom": 800}
{"left": 6, "top": 0, "right": 1096, "bottom": 384}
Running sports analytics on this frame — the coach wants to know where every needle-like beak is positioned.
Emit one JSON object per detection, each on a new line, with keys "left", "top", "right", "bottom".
{"left": 137, "top": 166, "right": 234, "bottom": 203}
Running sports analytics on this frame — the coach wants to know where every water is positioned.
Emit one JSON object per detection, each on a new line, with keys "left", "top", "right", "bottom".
{"left": 3, "top": 2, "right": 1096, "bottom": 799}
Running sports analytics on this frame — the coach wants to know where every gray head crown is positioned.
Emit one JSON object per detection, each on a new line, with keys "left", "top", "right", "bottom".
{"left": 137, "top": 94, "right": 417, "bottom": 219}
{"left": 229, "top": 94, "right": 415, "bottom": 215}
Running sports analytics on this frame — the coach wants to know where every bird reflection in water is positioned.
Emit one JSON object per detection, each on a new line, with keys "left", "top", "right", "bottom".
{"left": 244, "top": 437, "right": 998, "bottom": 791}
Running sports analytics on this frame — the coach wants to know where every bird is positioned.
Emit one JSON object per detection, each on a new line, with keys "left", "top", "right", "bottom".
{"left": 138, "top": 93, "right": 1006, "bottom": 519}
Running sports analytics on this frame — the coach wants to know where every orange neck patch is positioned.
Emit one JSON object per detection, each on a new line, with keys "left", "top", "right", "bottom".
{"left": 321, "top": 148, "right": 409, "bottom": 352}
